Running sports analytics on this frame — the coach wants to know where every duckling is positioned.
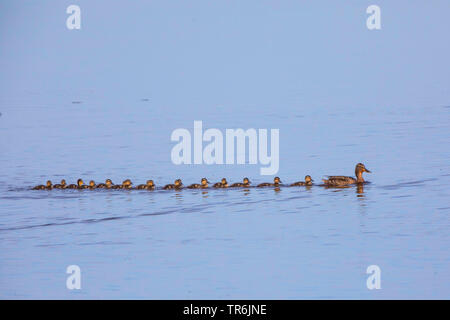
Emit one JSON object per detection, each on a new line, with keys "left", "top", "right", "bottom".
{"left": 213, "top": 178, "right": 228, "bottom": 188}
{"left": 53, "top": 179, "right": 67, "bottom": 189}
{"left": 322, "top": 163, "right": 371, "bottom": 186}
{"left": 33, "top": 180, "right": 52, "bottom": 190}
{"left": 163, "top": 179, "right": 183, "bottom": 190}
{"left": 97, "top": 179, "right": 113, "bottom": 189}
{"left": 78, "top": 179, "right": 88, "bottom": 189}
{"left": 111, "top": 179, "right": 132, "bottom": 189}
{"left": 187, "top": 178, "right": 210, "bottom": 189}
{"left": 87, "top": 180, "right": 96, "bottom": 189}
{"left": 230, "top": 177, "right": 251, "bottom": 188}
{"left": 291, "top": 175, "right": 314, "bottom": 186}
{"left": 136, "top": 180, "right": 155, "bottom": 190}
{"left": 123, "top": 179, "right": 133, "bottom": 189}
{"left": 257, "top": 177, "right": 282, "bottom": 187}
{"left": 67, "top": 179, "right": 85, "bottom": 189}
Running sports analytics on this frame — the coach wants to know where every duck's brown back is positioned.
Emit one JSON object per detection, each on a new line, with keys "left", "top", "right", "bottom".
{"left": 322, "top": 176, "right": 356, "bottom": 186}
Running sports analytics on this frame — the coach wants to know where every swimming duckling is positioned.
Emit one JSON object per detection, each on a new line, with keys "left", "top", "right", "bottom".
{"left": 322, "top": 163, "right": 371, "bottom": 186}
{"left": 53, "top": 179, "right": 67, "bottom": 189}
{"left": 230, "top": 177, "right": 251, "bottom": 188}
{"left": 163, "top": 179, "right": 183, "bottom": 190}
{"left": 78, "top": 179, "right": 88, "bottom": 189}
{"left": 291, "top": 175, "right": 314, "bottom": 186}
{"left": 67, "top": 179, "right": 85, "bottom": 189}
{"left": 88, "top": 180, "right": 96, "bottom": 189}
{"left": 136, "top": 180, "right": 155, "bottom": 190}
{"left": 33, "top": 180, "right": 52, "bottom": 190}
{"left": 213, "top": 178, "right": 228, "bottom": 188}
{"left": 257, "top": 177, "right": 282, "bottom": 187}
{"left": 187, "top": 178, "right": 210, "bottom": 189}
{"left": 122, "top": 179, "right": 133, "bottom": 189}
{"left": 97, "top": 179, "right": 113, "bottom": 189}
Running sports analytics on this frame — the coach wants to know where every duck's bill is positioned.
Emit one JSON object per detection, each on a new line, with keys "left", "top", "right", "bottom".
{"left": 365, "top": 169, "right": 371, "bottom": 173}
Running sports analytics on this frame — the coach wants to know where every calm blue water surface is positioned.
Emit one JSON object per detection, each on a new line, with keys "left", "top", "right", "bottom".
{"left": 0, "top": 101, "right": 448, "bottom": 299}
{"left": 0, "top": 1, "right": 449, "bottom": 299}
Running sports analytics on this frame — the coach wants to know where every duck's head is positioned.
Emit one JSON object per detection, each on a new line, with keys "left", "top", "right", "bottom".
{"left": 60, "top": 179, "right": 66, "bottom": 186}
{"left": 221, "top": 178, "right": 228, "bottom": 184}
{"left": 305, "top": 175, "right": 313, "bottom": 183}
{"left": 146, "top": 180, "right": 154, "bottom": 187}
{"left": 105, "top": 179, "right": 112, "bottom": 187}
{"left": 355, "top": 163, "right": 371, "bottom": 175}
{"left": 175, "top": 179, "right": 183, "bottom": 187}
{"left": 46, "top": 180, "right": 52, "bottom": 187}
{"left": 243, "top": 177, "right": 251, "bottom": 184}
{"left": 201, "top": 178, "right": 210, "bottom": 186}
{"left": 274, "top": 177, "right": 282, "bottom": 184}
{"left": 77, "top": 179, "right": 84, "bottom": 187}
{"left": 89, "top": 180, "right": 95, "bottom": 187}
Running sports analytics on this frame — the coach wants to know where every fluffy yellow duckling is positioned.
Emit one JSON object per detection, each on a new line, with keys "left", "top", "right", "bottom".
{"left": 53, "top": 179, "right": 67, "bottom": 189}
{"left": 111, "top": 179, "right": 133, "bottom": 189}
{"left": 136, "top": 180, "right": 155, "bottom": 190}
{"left": 88, "top": 180, "right": 96, "bottom": 189}
{"left": 213, "top": 178, "right": 228, "bottom": 188}
{"left": 33, "top": 180, "right": 52, "bottom": 190}
{"left": 67, "top": 179, "right": 85, "bottom": 189}
{"left": 257, "top": 177, "right": 282, "bottom": 187}
{"left": 163, "top": 179, "right": 183, "bottom": 190}
{"left": 187, "top": 178, "right": 210, "bottom": 189}
{"left": 97, "top": 179, "right": 113, "bottom": 189}
{"left": 291, "top": 175, "right": 314, "bottom": 186}
{"left": 230, "top": 177, "right": 251, "bottom": 188}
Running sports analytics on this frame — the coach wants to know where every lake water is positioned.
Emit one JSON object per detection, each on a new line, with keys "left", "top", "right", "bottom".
{"left": 0, "top": 98, "right": 449, "bottom": 299}
{"left": 1, "top": 1, "right": 450, "bottom": 300}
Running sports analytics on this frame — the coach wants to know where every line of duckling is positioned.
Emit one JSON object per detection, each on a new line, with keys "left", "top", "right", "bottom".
{"left": 32, "top": 163, "right": 371, "bottom": 190}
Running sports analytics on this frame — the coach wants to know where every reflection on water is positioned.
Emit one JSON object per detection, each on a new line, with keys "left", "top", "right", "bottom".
{"left": 356, "top": 184, "right": 365, "bottom": 198}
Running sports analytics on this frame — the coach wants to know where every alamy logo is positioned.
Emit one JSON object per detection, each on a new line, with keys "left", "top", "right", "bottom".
{"left": 66, "top": 265, "right": 81, "bottom": 290}
{"left": 366, "top": 5, "right": 381, "bottom": 30}
{"left": 171, "top": 121, "right": 279, "bottom": 175}
{"left": 66, "top": 5, "right": 81, "bottom": 30}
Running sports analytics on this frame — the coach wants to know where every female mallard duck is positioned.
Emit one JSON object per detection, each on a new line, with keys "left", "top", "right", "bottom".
{"left": 136, "top": 180, "right": 155, "bottom": 190}
{"left": 163, "top": 179, "right": 183, "bottom": 190}
{"left": 257, "top": 177, "right": 282, "bottom": 187}
{"left": 322, "top": 163, "right": 371, "bottom": 186}
{"left": 213, "top": 178, "right": 228, "bottom": 188}
{"left": 33, "top": 180, "right": 52, "bottom": 190}
{"left": 88, "top": 180, "right": 96, "bottom": 189}
{"left": 291, "top": 175, "right": 314, "bottom": 186}
{"left": 230, "top": 177, "right": 251, "bottom": 188}
{"left": 67, "top": 179, "right": 85, "bottom": 189}
{"left": 187, "top": 178, "right": 210, "bottom": 189}
{"left": 97, "top": 179, "right": 113, "bottom": 189}
{"left": 54, "top": 179, "right": 67, "bottom": 189}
